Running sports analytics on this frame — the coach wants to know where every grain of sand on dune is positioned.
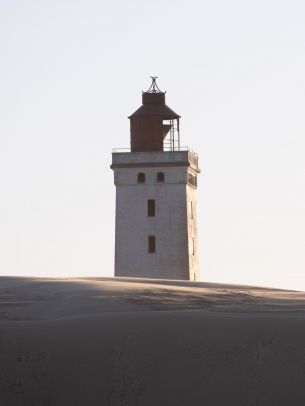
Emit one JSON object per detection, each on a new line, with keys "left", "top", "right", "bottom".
{"left": 1, "top": 277, "right": 305, "bottom": 405}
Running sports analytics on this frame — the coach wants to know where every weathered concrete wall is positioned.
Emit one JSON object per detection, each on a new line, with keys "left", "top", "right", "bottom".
{"left": 112, "top": 152, "right": 200, "bottom": 280}
{"left": 186, "top": 182, "right": 200, "bottom": 281}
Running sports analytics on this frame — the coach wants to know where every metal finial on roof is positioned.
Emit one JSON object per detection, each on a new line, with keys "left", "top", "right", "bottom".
{"left": 145, "top": 76, "right": 164, "bottom": 93}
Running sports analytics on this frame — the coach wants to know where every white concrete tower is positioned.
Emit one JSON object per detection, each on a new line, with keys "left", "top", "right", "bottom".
{"left": 111, "top": 78, "right": 200, "bottom": 280}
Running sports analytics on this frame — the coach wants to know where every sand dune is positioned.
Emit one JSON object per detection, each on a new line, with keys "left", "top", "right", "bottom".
{"left": 1, "top": 277, "right": 305, "bottom": 405}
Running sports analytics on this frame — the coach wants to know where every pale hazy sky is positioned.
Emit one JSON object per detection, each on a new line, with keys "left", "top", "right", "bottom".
{"left": 1, "top": 0, "right": 304, "bottom": 290}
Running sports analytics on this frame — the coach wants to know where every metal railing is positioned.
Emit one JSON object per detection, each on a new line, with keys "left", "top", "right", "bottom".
{"left": 112, "top": 146, "right": 190, "bottom": 153}
{"left": 112, "top": 147, "right": 199, "bottom": 168}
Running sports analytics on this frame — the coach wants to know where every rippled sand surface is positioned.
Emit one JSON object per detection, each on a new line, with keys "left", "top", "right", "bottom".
{"left": 1, "top": 277, "right": 305, "bottom": 405}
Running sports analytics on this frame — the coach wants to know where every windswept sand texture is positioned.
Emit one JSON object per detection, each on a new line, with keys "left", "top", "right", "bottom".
{"left": 1, "top": 277, "right": 305, "bottom": 405}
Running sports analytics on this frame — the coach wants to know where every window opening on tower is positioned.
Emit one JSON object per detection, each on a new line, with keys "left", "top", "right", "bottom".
{"left": 148, "top": 199, "right": 155, "bottom": 217}
{"left": 188, "top": 173, "right": 197, "bottom": 188}
{"left": 137, "top": 172, "right": 145, "bottom": 183}
{"left": 148, "top": 235, "right": 156, "bottom": 253}
{"left": 157, "top": 172, "right": 165, "bottom": 183}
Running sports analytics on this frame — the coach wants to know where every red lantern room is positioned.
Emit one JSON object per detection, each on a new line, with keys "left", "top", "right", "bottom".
{"left": 128, "top": 77, "right": 181, "bottom": 152}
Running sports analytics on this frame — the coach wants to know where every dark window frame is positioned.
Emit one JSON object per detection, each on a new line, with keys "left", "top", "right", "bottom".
{"left": 137, "top": 172, "right": 145, "bottom": 183}
{"left": 148, "top": 235, "right": 156, "bottom": 253}
{"left": 188, "top": 173, "right": 197, "bottom": 187}
{"left": 157, "top": 172, "right": 165, "bottom": 183}
{"left": 147, "top": 199, "right": 155, "bottom": 217}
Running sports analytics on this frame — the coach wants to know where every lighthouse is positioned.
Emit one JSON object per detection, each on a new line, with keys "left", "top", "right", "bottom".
{"left": 111, "top": 78, "right": 200, "bottom": 280}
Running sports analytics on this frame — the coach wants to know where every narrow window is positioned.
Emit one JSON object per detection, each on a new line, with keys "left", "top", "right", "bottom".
{"left": 192, "top": 238, "right": 195, "bottom": 255}
{"left": 157, "top": 172, "right": 165, "bottom": 183}
{"left": 148, "top": 199, "right": 155, "bottom": 217}
{"left": 190, "top": 201, "right": 194, "bottom": 219}
{"left": 137, "top": 172, "right": 145, "bottom": 183}
{"left": 188, "top": 173, "right": 197, "bottom": 187}
{"left": 148, "top": 235, "right": 156, "bottom": 253}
